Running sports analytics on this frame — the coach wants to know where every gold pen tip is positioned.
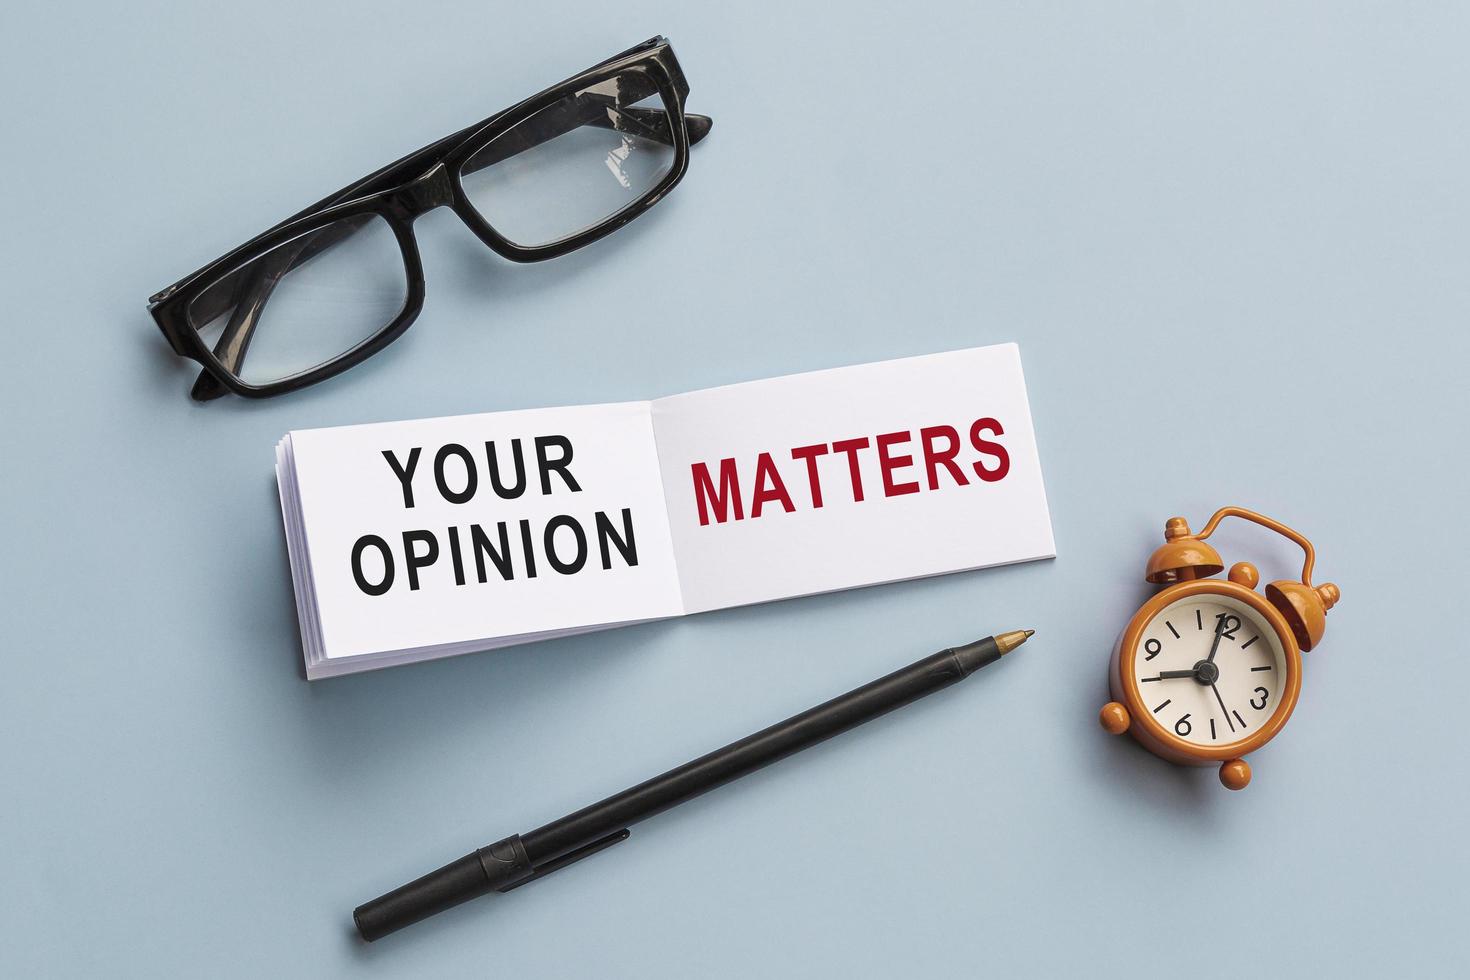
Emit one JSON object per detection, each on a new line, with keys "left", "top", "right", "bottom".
{"left": 995, "top": 629, "right": 1035, "bottom": 655}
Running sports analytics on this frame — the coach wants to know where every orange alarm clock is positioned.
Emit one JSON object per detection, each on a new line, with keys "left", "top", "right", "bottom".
{"left": 1099, "top": 507, "right": 1339, "bottom": 790}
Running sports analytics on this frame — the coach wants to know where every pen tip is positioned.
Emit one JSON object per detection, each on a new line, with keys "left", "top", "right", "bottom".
{"left": 994, "top": 629, "right": 1034, "bottom": 655}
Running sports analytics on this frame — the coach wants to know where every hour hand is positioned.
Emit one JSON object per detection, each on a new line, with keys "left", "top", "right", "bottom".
{"left": 1147, "top": 669, "right": 1199, "bottom": 680}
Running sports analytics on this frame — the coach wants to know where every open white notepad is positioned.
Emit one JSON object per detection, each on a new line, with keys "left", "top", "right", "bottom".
{"left": 276, "top": 344, "right": 1055, "bottom": 678}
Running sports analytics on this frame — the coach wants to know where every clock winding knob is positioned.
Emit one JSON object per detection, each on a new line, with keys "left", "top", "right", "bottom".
{"left": 1228, "top": 562, "right": 1260, "bottom": 589}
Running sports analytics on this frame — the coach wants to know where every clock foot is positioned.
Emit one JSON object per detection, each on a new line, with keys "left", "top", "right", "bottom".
{"left": 1099, "top": 702, "right": 1131, "bottom": 735}
{"left": 1219, "top": 758, "right": 1251, "bottom": 790}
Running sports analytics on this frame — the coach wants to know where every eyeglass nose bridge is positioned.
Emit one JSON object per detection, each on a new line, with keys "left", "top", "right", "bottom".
{"left": 392, "top": 162, "right": 456, "bottom": 220}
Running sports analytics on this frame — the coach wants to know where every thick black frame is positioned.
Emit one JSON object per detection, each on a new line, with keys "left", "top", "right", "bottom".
{"left": 148, "top": 37, "right": 711, "bottom": 400}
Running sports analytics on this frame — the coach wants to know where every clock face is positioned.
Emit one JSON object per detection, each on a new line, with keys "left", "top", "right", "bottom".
{"left": 1130, "top": 593, "right": 1288, "bottom": 747}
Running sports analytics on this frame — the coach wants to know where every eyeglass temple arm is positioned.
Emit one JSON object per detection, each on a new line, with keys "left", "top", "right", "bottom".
{"left": 190, "top": 103, "right": 711, "bottom": 400}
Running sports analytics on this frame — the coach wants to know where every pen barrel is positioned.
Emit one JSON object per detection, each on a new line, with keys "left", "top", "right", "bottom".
{"left": 354, "top": 835, "right": 533, "bottom": 941}
{"left": 521, "top": 636, "right": 1000, "bottom": 865}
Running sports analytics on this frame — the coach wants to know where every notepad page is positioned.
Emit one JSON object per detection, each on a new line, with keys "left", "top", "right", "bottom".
{"left": 286, "top": 401, "right": 685, "bottom": 663}
{"left": 649, "top": 344, "right": 1056, "bottom": 614}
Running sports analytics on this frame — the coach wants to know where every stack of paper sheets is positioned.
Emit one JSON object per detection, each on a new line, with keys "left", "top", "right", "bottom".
{"left": 276, "top": 343, "right": 1055, "bottom": 678}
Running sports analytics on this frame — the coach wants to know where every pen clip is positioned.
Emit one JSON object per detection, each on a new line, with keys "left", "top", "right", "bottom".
{"left": 497, "top": 829, "right": 630, "bottom": 892}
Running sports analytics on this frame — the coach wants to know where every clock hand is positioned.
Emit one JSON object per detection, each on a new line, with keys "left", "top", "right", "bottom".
{"left": 1205, "top": 615, "right": 1228, "bottom": 665}
{"left": 1211, "top": 682, "right": 1236, "bottom": 733}
{"left": 1149, "top": 669, "right": 1199, "bottom": 680}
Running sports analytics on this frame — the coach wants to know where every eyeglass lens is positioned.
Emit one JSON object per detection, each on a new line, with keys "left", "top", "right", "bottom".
{"left": 185, "top": 214, "right": 408, "bottom": 385}
{"left": 459, "top": 69, "right": 677, "bottom": 248}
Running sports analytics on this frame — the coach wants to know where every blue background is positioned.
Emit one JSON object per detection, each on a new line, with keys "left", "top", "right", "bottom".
{"left": 3, "top": 2, "right": 1467, "bottom": 976}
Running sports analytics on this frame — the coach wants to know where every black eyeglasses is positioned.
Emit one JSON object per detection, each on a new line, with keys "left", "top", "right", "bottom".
{"left": 148, "top": 37, "right": 710, "bottom": 401}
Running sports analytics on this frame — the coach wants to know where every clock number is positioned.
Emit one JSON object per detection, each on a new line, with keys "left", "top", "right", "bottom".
{"left": 1214, "top": 613, "right": 1241, "bottom": 640}
{"left": 1249, "top": 687, "right": 1270, "bottom": 710}
{"left": 1174, "top": 714, "right": 1193, "bottom": 737}
{"left": 1143, "top": 638, "right": 1162, "bottom": 661}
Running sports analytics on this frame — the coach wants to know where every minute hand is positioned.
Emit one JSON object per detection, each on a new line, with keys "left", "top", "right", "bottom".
{"left": 1205, "top": 616, "right": 1228, "bottom": 664}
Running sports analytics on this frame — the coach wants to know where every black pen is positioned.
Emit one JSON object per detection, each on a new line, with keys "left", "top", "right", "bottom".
{"left": 354, "top": 628, "right": 1034, "bottom": 941}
